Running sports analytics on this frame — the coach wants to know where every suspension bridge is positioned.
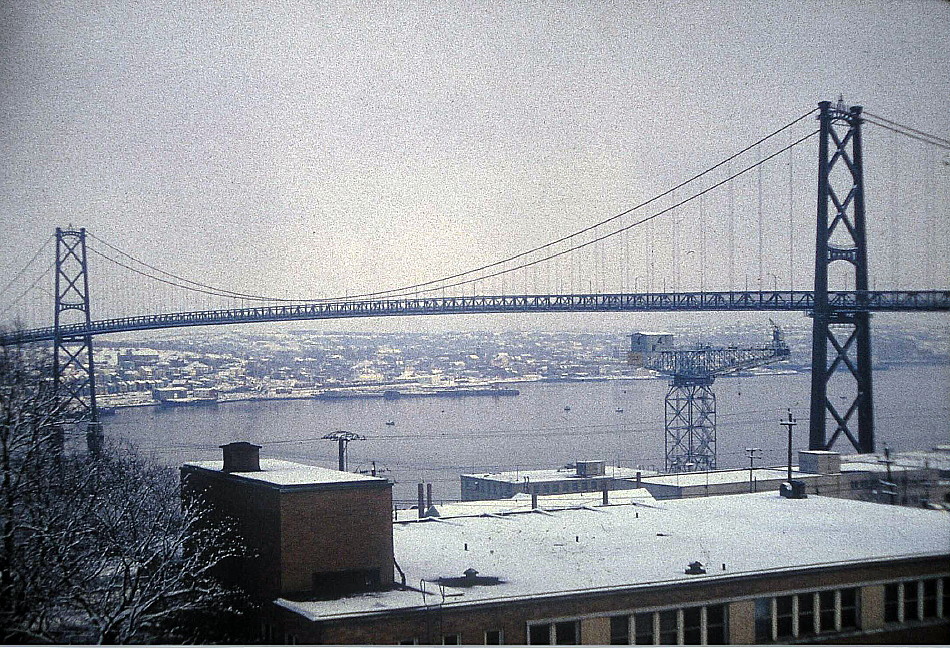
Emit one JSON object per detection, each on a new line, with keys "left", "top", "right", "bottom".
{"left": 2, "top": 100, "right": 949, "bottom": 457}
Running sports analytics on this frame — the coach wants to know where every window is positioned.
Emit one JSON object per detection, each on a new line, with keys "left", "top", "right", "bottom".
{"left": 757, "top": 588, "right": 859, "bottom": 640}
{"left": 886, "top": 578, "right": 950, "bottom": 625}
{"left": 840, "top": 588, "right": 858, "bottom": 629}
{"left": 484, "top": 629, "right": 503, "bottom": 645}
{"left": 528, "top": 621, "right": 579, "bottom": 645}
{"left": 398, "top": 640, "right": 418, "bottom": 646}
{"left": 682, "top": 607, "right": 702, "bottom": 645}
{"left": 658, "top": 610, "right": 677, "bottom": 645}
{"left": 610, "top": 615, "right": 629, "bottom": 645}
{"left": 528, "top": 624, "right": 550, "bottom": 645}
{"left": 923, "top": 579, "right": 939, "bottom": 619}
{"left": 626, "top": 604, "right": 727, "bottom": 645}
{"left": 554, "top": 620, "right": 579, "bottom": 645}
{"left": 818, "top": 590, "right": 836, "bottom": 634}
{"left": 754, "top": 598, "right": 771, "bottom": 643}
{"left": 633, "top": 612, "right": 654, "bottom": 645}
{"left": 776, "top": 595, "right": 794, "bottom": 639}
{"left": 884, "top": 583, "right": 901, "bottom": 623}
{"left": 443, "top": 633, "right": 460, "bottom": 645}
{"left": 706, "top": 604, "right": 727, "bottom": 645}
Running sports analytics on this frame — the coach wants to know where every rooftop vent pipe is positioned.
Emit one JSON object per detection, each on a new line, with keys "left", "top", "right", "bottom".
{"left": 221, "top": 442, "right": 262, "bottom": 472}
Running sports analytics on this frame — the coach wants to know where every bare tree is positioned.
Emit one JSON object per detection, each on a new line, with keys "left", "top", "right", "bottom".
{"left": 0, "top": 343, "right": 252, "bottom": 643}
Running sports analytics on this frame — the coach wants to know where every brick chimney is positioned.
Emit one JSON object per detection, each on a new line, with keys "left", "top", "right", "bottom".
{"left": 221, "top": 441, "right": 261, "bottom": 472}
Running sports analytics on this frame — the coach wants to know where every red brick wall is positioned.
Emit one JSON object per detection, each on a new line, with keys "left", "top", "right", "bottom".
{"left": 181, "top": 468, "right": 283, "bottom": 597}
{"left": 280, "top": 484, "right": 394, "bottom": 594}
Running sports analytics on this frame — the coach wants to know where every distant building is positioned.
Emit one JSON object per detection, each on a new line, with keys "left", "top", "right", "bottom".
{"left": 636, "top": 450, "right": 950, "bottom": 507}
{"left": 182, "top": 445, "right": 950, "bottom": 645}
{"left": 461, "top": 460, "right": 649, "bottom": 501}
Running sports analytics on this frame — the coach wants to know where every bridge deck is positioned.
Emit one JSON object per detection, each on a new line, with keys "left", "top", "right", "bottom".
{"left": 3, "top": 290, "right": 949, "bottom": 345}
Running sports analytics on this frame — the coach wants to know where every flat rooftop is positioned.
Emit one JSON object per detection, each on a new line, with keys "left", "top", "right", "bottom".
{"left": 415, "top": 489, "right": 657, "bottom": 517}
{"left": 463, "top": 465, "right": 651, "bottom": 484}
{"left": 182, "top": 458, "right": 387, "bottom": 489}
{"left": 639, "top": 467, "right": 817, "bottom": 488}
{"left": 278, "top": 492, "right": 950, "bottom": 621}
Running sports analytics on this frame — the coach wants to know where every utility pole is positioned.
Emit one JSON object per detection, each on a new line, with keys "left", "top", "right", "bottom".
{"left": 878, "top": 443, "right": 897, "bottom": 505}
{"left": 322, "top": 430, "right": 365, "bottom": 471}
{"left": 745, "top": 447, "right": 761, "bottom": 493}
{"left": 780, "top": 409, "right": 798, "bottom": 482}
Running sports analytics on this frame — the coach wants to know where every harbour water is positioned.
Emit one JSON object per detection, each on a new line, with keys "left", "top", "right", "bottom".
{"left": 104, "top": 365, "right": 949, "bottom": 502}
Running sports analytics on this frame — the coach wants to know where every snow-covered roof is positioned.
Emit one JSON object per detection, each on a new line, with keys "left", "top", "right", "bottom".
{"left": 182, "top": 458, "right": 386, "bottom": 489}
{"left": 639, "top": 467, "right": 816, "bottom": 487}
{"left": 414, "top": 489, "right": 657, "bottom": 518}
{"left": 277, "top": 492, "right": 950, "bottom": 621}
{"left": 842, "top": 450, "right": 950, "bottom": 473}
{"left": 463, "top": 466, "right": 650, "bottom": 484}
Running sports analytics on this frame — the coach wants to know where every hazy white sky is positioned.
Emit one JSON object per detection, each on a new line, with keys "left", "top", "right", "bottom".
{"left": 1, "top": 0, "right": 948, "bottom": 332}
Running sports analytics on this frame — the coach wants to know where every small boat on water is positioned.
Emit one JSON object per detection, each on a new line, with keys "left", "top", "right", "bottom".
{"left": 385, "top": 420, "right": 396, "bottom": 426}
{"left": 564, "top": 406, "right": 571, "bottom": 411}
{"left": 615, "top": 407, "right": 624, "bottom": 413}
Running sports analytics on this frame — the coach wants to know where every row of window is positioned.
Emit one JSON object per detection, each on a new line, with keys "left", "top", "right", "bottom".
{"left": 884, "top": 577, "right": 949, "bottom": 624}
{"left": 755, "top": 587, "right": 858, "bottom": 642}
{"left": 609, "top": 604, "right": 727, "bottom": 645}
{"left": 400, "top": 630, "right": 503, "bottom": 645}
{"left": 400, "top": 577, "right": 950, "bottom": 645}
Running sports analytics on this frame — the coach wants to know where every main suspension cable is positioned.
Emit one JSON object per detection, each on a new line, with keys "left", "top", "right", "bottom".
{"left": 86, "top": 108, "right": 820, "bottom": 305}
{"left": 863, "top": 111, "right": 950, "bottom": 147}
{"left": 0, "top": 235, "right": 52, "bottom": 299}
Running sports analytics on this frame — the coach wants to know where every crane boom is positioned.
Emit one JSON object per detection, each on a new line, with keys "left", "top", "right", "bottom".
{"left": 628, "top": 324, "right": 792, "bottom": 472}
{"left": 632, "top": 324, "right": 789, "bottom": 383}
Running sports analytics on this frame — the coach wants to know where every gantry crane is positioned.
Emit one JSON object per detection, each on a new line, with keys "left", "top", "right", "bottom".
{"left": 629, "top": 323, "right": 790, "bottom": 472}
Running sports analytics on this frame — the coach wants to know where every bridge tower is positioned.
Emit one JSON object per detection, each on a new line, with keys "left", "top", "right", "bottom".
{"left": 809, "top": 99, "right": 874, "bottom": 453}
{"left": 54, "top": 227, "right": 102, "bottom": 454}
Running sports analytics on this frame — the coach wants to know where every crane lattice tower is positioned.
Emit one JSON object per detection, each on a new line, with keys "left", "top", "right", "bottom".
{"left": 629, "top": 325, "right": 791, "bottom": 472}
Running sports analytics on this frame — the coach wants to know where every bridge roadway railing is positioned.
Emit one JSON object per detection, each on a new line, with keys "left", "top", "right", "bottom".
{"left": 3, "top": 290, "right": 949, "bottom": 345}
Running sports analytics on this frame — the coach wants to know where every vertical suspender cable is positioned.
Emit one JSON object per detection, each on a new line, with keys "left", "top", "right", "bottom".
{"left": 788, "top": 127, "right": 795, "bottom": 291}
{"left": 757, "top": 143, "right": 764, "bottom": 290}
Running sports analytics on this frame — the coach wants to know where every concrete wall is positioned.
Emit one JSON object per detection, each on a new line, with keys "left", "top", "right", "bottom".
{"left": 728, "top": 599, "right": 756, "bottom": 644}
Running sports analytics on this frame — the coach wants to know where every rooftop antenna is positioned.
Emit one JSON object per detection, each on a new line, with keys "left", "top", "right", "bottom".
{"left": 322, "top": 430, "right": 365, "bottom": 471}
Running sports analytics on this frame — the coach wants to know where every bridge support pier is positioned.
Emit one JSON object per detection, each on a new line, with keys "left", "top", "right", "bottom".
{"left": 54, "top": 227, "right": 102, "bottom": 454}
{"left": 809, "top": 100, "right": 874, "bottom": 453}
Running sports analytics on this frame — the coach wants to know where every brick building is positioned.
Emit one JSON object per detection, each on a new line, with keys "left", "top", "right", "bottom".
{"left": 183, "top": 445, "right": 950, "bottom": 645}
{"left": 181, "top": 442, "right": 394, "bottom": 600}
